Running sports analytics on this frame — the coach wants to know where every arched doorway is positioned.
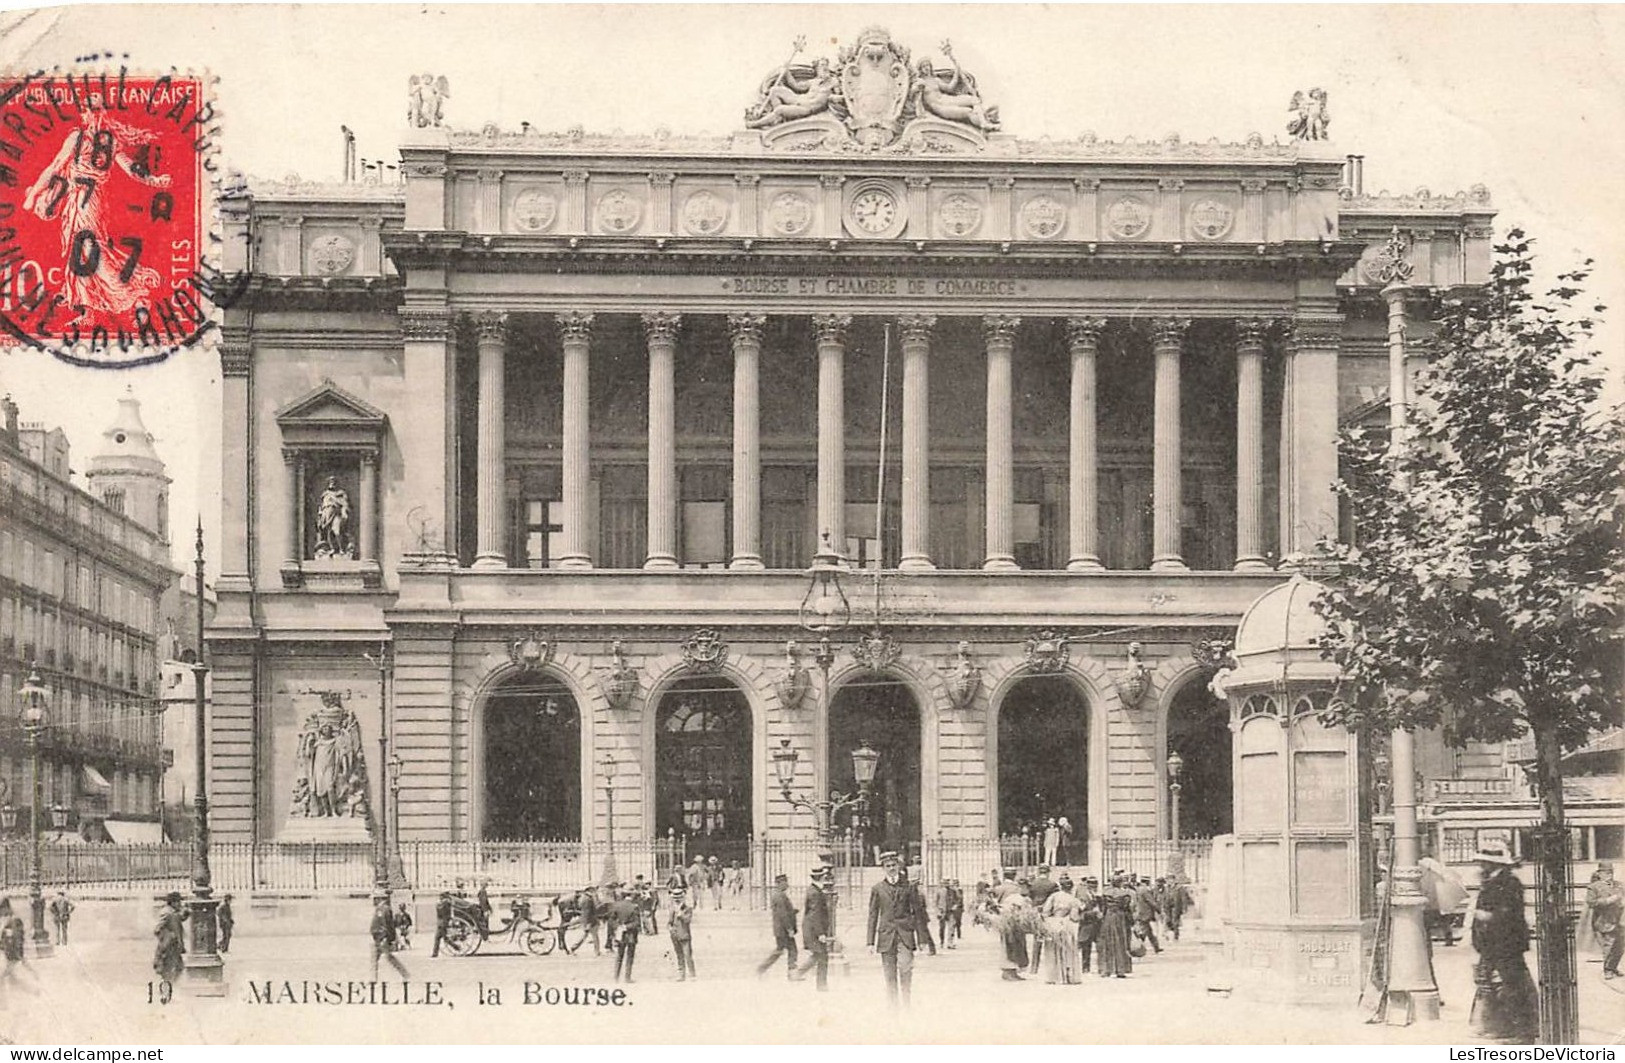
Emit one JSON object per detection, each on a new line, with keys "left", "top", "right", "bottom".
{"left": 829, "top": 677, "right": 921, "bottom": 864}
{"left": 998, "top": 676, "right": 1089, "bottom": 854}
{"left": 1167, "top": 676, "right": 1233, "bottom": 837}
{"left": 482, "top": 671, "right": 581, "bottom": 840}
{"left": 655, "top": 677, "right": 752, "bottom": 864}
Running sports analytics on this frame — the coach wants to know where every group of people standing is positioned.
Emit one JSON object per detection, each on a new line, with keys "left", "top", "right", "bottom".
{"left": 981, "top": 865, "right": 1190, "bottom": 985}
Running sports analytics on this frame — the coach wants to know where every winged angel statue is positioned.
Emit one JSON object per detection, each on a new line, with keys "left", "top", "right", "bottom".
{"left": 1287, "top": 88, "right": 1329, "bottom": 141}
{"left": 409, "top": 74, "right": 450, "bottom": 128}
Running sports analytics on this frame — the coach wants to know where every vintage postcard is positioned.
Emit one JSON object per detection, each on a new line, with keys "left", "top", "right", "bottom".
{"left": 0, "top": 3, "right": 1621, "bottom": 1047}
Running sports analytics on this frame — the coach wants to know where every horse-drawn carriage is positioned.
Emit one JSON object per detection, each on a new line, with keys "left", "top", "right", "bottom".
{"left": 438, "top": 894, "right": 557, "bottom": 957}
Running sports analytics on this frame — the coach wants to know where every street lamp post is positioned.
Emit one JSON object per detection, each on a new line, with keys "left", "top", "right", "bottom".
{"left": 17, "top": 668, "right": 53, "bottom": 959}
{"left": 1166, "top": 750, "right": 1184, "bottom": 842}
{"left": 1374, "top": 231, "right": 1441, "bottom": 1025}
{"left": 183, "top": 520, "right": 224, "bottom": 995}
{"left": 771, "top": 738, "right": 879, "bottom": 845}
{"left": 600, "top": 751, "right": 618, "bottom": 886}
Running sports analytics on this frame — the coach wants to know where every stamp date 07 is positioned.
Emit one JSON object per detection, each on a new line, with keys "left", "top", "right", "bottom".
{"left": 0, "top": 69, "right": 227, "bottom": 367}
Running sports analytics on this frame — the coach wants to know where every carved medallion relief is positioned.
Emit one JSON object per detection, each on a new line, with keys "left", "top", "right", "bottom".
{"left": 1019, "top": 194, "right": 1068, "bottom": 240}
{"left": 510, "top": 188, "right": 558, "bottom": 233}
{"left": 306, "top": 234, "right": 356, "bottom": 276}
{"left": 1105, "top": 196, "right": 1152, "bottom": 240}
{"left": 596, "top": 188, "right": 644, "bottom": 234}
{"left": 681, "top": 189, "right": 731, "bottom": 236}
{"left": 936, "top": 192, "right": 984, "bottom": 238}
{"left": 1189, "top": 198, "right": 1236, "bottom": 240}
{"left": 767, "top": 191, "right": 815, "bottom": 236}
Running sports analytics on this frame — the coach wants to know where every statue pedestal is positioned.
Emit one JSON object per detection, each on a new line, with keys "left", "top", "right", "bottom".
{"left": 279, "top": 816, "right": 373, "bottom": 845}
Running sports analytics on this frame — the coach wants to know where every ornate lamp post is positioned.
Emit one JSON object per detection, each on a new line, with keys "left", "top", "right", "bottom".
{"left": 1166, "top": 750, "right": 1184, "bottom": 842}
{"left": 771, "top": 738, "right": 879, "bottom": 845}
{"left": 600, "top": 751, "right": 617, "bottom": 886}
{"left": 1372, "top": 228, "right": 1440, "bottom": 1025}
{"left": 17, "top": 667, "right": 53, "bottom": 958}
{"left": 183, "top": 521, "right": 224, "bottom": 994}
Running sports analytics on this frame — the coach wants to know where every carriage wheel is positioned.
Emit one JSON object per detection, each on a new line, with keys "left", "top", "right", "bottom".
{"left": 522, "top": 927, "right": 556, "bottom": 956}
{"left": 444, "top": 913, "right": 482, "bottom": 956}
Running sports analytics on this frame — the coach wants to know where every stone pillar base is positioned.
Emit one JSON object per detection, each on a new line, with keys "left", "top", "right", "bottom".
{"left": 182, "top": 952, "right": 227, "bottom": 997}
{"left": 1150, "top": 556, "right": 1189, "bottom": 573}
{"left": 898, "top": 556, "right": 936, "bottom": 572}
{"left": 982, "top": 556, "right": 1019, "bottom": 571}
{"left": 643, "top": 555, "right": 680, "bottom": 571}
{"left": 1066, "top": 556, "right": 1104, "bottom": 572}
{"left": 471, "top": 554, "right": 506, "bottom": 570}
{"left": 1233, "top": 557, "right": 1273, "bottom": 572}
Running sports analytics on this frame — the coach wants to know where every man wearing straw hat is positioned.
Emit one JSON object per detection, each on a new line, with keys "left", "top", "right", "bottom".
{"left": 1468, "top": 841, "right": 1536, "bottom": 1042}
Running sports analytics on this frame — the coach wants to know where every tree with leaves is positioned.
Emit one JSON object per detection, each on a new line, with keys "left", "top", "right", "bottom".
{"left": 1314, "top": 230, "right": 1624, "bottom": 1039}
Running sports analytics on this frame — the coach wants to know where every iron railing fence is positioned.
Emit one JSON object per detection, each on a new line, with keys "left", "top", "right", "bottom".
{"left": 0, "top": 839, "right": 687, "bottom": 896}
{"left": 1531, "top": 826, "right": 1579, "bottom": 1045}
{"left": 1101, "top": 836, "right": 1215, "bottom": 884}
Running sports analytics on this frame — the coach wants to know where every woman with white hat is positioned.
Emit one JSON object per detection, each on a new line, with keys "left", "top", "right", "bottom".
{"left": 1468, "top": 841, "right": 1536, "bottom": 1042}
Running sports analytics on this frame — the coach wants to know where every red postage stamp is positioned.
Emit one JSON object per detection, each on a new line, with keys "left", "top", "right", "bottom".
{"left": 0, "top": 69, "right": 222, "bottom": 366}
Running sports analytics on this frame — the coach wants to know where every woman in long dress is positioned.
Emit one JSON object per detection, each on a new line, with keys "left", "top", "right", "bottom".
{"left": 1042, "top": 877, "right": 1084, "bottom": 984}
{"left": 1096, "top": 874, "right": 1134, "bottom": 978}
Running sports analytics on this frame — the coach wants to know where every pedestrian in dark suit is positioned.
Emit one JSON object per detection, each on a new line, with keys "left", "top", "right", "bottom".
{"left": 939, "top": 879, "right": 963, "bottom": 949}
{"left": 1470, "top": 844, "right": 1537, "bottom": 1042}
{"left": 1132, "top": 875, "right": 1163, "bottom": 954}
{"left": 607, "top": 887, "right": 640, "bottom": 983}
{"left": 797, "top": 866, "right": 835, "bottom": 990}
{"left": 431, "top": 891, "right": 453, "bottom": 957}
{"left": 667, "top": 885, "right": 696, "bottom": 980}
{"left": 757, "top": 873, "right": 800, "bottom": 978}
{"left": 370, "top": 895, "right": 409, "bottom": 979}
{"left": 217, "top": 894, "right": 234, "bottom": 953}
{"left": 1026, "top": 865, "right": 1058, "bottom": 973}
{"left": 1077, "top": 877, "right": 1102, "bottom": 972}
{"left": 153, "top": 892, "right": 186, "bottom": 982}
{"left": 867, "top": 851, "right": 921, "bottom": 1007}
{"left": 905, "top": 866, "right": 937, "bottom": 956}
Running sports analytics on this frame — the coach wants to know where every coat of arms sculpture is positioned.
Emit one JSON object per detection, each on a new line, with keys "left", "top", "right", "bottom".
{"left": 773, "top": 640, "right": 813, "bottom": 711}
{"left": 599, "top": 639, "right": 640, "bottom": 710}
{"left": 745, "top": 29, "right": 1000, "bottom": 151}
{"left": 943, "top": 640, "right": 983, "bottom": 710}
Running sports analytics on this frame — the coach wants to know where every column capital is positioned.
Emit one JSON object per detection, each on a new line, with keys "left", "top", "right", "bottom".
{"left": 727, "top": 312, "right": 767, "bottom": 346}
{"left": 733, "top": 173, "right": 761, "bottom": 187}
{"left": 472, "top": 310, "right": 508, "bottom": 344}
{"left": 1289, "top": 320, "right": 1344, "bottom": 350}
{"left": 1240, "top": 178, "right": 1268, "bottom": 194}
{"left": 562, "top": 169, "right": 590, "bottom": 186}
{"left": 812, "top": 313, "right": 852, "bottom": 347}
{"left": 1150, "top": 317, "right": 1191, "bottom": 349}
{"left": 1234, "top": 317, "right": 1272, "bottom": 351}
{"left": 281, "top": 448, "right": 302, "bottom": 467}
{"left": 399, "top": 308, "right": 453, "bottom": 342}
{"left": 649, "top": 170, "right": 677, "bottom": 187}
{"left": 1065, "top": 316, "right": 1108, "bottom": 350}
{"left": 360, "top": 452, "right": 379, "bottom": 468}
{"left": 983, "top": 315, "right": 1021, "bottom": 347}
{"left": 898, "top": 314, "right": 937, "bottom": 345}
{"left": 819, "top": 174, "right": 847, "bottom": 190}
{"left": 219, "top": 342, "right": 253, "bottom": 378}
{"left": 642, "top": 310, "right": 683, "bottom": 344}
{"left": 905, "top": 175, "right": 932, "bottom": 190}
{"left": 556, "top": 310, "right": 595, "bottom": 344}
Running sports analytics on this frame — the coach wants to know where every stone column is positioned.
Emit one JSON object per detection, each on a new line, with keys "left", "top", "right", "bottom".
{"left": 983, "top": 315, "right": 1021, "bottom": 570}
{"left": 813, "top": 314, "right": 851, "bottom": 559}
{"left": 729, "top": 312, "right": 766, "bottom": 570}
{"left": 472, "top": 311, "right": 508, "bottom": 569}
{"left": 1150, "top": 317, "right": 1190, "bottom": 572}
{"left": 556, "top": 311, "right": 595, "bottom": 568}
{"left": 399, "top": 307, "right": 456, "bottom": 559}
{"left": 283, "top": 450, "right": 304, "bottom": 565}
{"left": 1282, "top": 320, "right": 1343, "bottom": 561}
{"left": 1065, "top": 317, "right": 1106, "bottom": 571}
{"left": 359, "top": 453, "right": 378, "bottom": 562}
{"left": 898, "top": 314, "right": 937, "bottom": 571}
{"left": 217, "top": 341, "right": 252, "bottom": 593}
{"left": 643, "top": 311, "right": 682, "bottom": 570}
{"left": 1234, "top": 319, "right": 1271, "bottom": 570}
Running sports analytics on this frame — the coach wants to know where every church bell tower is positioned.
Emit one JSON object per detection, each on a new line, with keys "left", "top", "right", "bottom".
{"left": 84, "top": 388, "right": 171, "bottom": 543}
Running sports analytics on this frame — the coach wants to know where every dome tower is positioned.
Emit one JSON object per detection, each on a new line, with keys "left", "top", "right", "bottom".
{"left": 84, "top": 388, "right": 171, "bottom": 542}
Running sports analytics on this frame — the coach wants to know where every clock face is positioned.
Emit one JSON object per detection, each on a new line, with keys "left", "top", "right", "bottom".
{"left": 851, "top": 189, "right": 898, "bottom": 234}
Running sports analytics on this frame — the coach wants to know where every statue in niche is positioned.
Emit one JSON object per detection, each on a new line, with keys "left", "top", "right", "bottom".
{"left": 290, "top": 691, "right": 370, "bottom": 819}
{"left": 746, "top": 37, "right": 840, "bottom": 129}
{"left": 314, "top": 475, "right": 354, "bottom": 559}
{"left": 913, "top": 41, "right": 999, "bottom": 132}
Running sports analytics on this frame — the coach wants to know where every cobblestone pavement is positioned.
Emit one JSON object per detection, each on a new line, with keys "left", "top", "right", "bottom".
{"left": 0, "top": 907, "right": 1619, "bottom": 1044}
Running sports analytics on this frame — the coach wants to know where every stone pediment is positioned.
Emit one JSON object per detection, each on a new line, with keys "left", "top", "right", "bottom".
{"left": 276, "top": 379, "right": 387, "bottom": 451}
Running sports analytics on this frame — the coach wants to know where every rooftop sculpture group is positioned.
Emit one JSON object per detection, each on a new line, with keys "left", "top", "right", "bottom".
{"left": 746, "top": 28, "right": 1000, "bottom": 149}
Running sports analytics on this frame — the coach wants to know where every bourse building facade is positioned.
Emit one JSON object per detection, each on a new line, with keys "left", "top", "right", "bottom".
{"left": 209, "top": 28, "right": 1495, "bottom": 870}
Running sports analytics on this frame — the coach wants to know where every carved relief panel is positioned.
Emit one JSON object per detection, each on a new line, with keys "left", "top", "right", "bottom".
{"left": 507, "top": 184, "right": 562, "bottom": 233}
{"left": 593, "top": 184, "right": 646, "bottom": 234}
{"left": 760, "top": 184, "right": 819, "bottom": 236}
